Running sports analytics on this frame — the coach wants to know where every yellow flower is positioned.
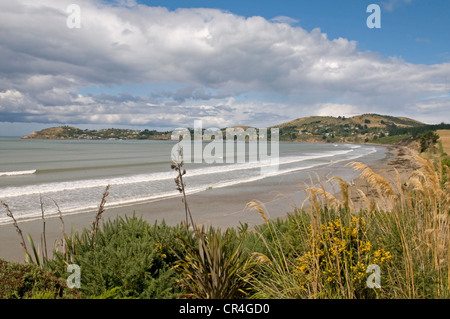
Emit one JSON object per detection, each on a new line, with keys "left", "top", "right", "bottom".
{"left": 295, "top": 216, "right": 392, "bottom": 289}
{"left": 360, "top": 241, "right": 372, "bottom": 253}
{"left": 373, "top": 248, "right": 391, "bottom": 264}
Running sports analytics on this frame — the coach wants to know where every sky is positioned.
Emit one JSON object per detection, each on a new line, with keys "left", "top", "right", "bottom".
{"left": 0, "top": 0, "right": 449, "bottom": 136}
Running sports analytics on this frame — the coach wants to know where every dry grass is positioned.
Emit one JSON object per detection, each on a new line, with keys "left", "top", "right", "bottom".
{"left": 3, "top": 184, "right": 112, "bottom": 266}
{"left": 91, "top": 184, "right": 111, "bottom": 239}
{"left": 249, "top": 153, "right": 450, "bottom": 298}
{"left": 437, "top": 129, "right": 450, "bottom": 155}
{"left": 1, "top": 201, "right": 28, "bottom": 254}
{"left": 344, "top": 156, "right": 449, "bottom": 297}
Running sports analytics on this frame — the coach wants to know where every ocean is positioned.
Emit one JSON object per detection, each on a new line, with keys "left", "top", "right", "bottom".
{"left": 0, "top": 137, "right": 386, "bottom": 225}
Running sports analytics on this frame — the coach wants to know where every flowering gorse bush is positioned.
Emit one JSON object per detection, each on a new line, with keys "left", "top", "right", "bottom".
{"left": 294, "top": 216, "right": 391, "bottom": 298}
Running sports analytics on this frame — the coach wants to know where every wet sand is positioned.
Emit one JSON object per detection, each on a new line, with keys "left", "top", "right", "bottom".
{"left": 0, "top": 145, "right": 415, "bottom": 263}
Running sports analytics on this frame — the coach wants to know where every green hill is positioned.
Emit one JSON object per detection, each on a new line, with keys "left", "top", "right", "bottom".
{"left": 21, "top": 126, "right": 171, "bottom": 140}
{"left": 273, "top": 114, "right": 427, "bottom": 144}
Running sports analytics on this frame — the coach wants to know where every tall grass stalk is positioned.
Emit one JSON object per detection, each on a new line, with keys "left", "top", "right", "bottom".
{"left": 4, "top": 184, "right": 112, "bottom": 267}
{"left": 91, "top": 184, "right": 110, "bottom": 240}
{"left": 248, "top": 154, "right": 449, "bottom": 299}
{"left": 39, "top": 195, "right": 48, "bottom": 262}
{"left": 170, "top": 138, "right": 258, "bottom": 299}
{"left": 1, "top": 200, "right": 29, "bottom": 258}
{"left": 347, "top": 156, "right": 449, "bottom": 298}
{"left": 245, "top": 202, "right": 309, "bottom": 298}
{"left": 171, "top": 138, "right": 195, "bottom": 232}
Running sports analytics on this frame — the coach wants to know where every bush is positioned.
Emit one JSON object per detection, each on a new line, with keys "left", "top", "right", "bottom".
{"left": 419, "top": 131, "right": 440, "bottom": 152}
{"left": 293, "top": 215, "right": 391, "bottom": 299}
{"left": 175, "top": 226, "right": 255, "bottom": 299}
{"left": 0, "top": 259, "right": 80, "bottom": 299}
{"left": 47, "top": 215, "right": 190, "bottom": 299}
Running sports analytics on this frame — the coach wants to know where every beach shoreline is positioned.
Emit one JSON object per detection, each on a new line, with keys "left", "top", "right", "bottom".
{"left": 0, "top": 144, "right": 418, "bottom": 263}
{"left": 347, "top": 144, "right": 420, "bottom": 212}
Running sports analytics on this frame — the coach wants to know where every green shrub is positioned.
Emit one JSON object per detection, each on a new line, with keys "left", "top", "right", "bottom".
{"left": 419, "top": 131, "right": 439, "bottom": 152}
{"left": 47, "top": 215, "right": 190, "bottom": 299}
{"left": 0, "top": 259, "right": 80, "bottom": 299}
{"left": 175, "top": 225, "right": 256, "bottom": 299}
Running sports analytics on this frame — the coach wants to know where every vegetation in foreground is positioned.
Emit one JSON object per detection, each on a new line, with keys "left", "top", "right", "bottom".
{"left": 0, "top": 259, "right": 80, "bottom": 299}
{"left": 1, "top": 134, "right": 449, "bottom": 299}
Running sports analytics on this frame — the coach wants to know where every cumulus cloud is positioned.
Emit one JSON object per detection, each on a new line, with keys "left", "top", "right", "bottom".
{"left": 0, "top": 0, "right": 449, "bottom": 130}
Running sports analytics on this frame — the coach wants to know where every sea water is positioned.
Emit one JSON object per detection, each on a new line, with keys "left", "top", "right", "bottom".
{"left": 0, "top": 137, "right": 386, "bottom": 224}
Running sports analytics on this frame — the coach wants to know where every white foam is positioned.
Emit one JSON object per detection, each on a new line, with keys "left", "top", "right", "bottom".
{"left": 0, "top": 145, "right": 381, "bottom": 225}
{"left": 0, "top": 170, "right": 36, "bottom": 177}
{"left": 0, "top": 148, "right": 356, "bottom": 198}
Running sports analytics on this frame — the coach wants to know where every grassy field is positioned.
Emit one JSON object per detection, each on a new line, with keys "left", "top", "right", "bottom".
{"left": 437, "top": 129, "right": 450, "bottom": 155}
{"left": 369, "top": 134, "right": 410, "bottom": 145}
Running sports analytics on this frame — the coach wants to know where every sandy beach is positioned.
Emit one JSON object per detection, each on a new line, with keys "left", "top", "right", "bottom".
{"left": 347, "top": 144, "right": 420, "bottom": 212}
{"left": 0, "top": 144, "right": 419, "bottom": 263}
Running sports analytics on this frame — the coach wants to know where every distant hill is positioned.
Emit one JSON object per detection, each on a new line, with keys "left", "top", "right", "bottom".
{"left": 21, "top": 126, "right": 171, "bottom": 140}
{"left": 22, "top": 114, "right": 450, "bottom": 145}
{"left": 272, "top": 114, "right": 427, "bottom": 144}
